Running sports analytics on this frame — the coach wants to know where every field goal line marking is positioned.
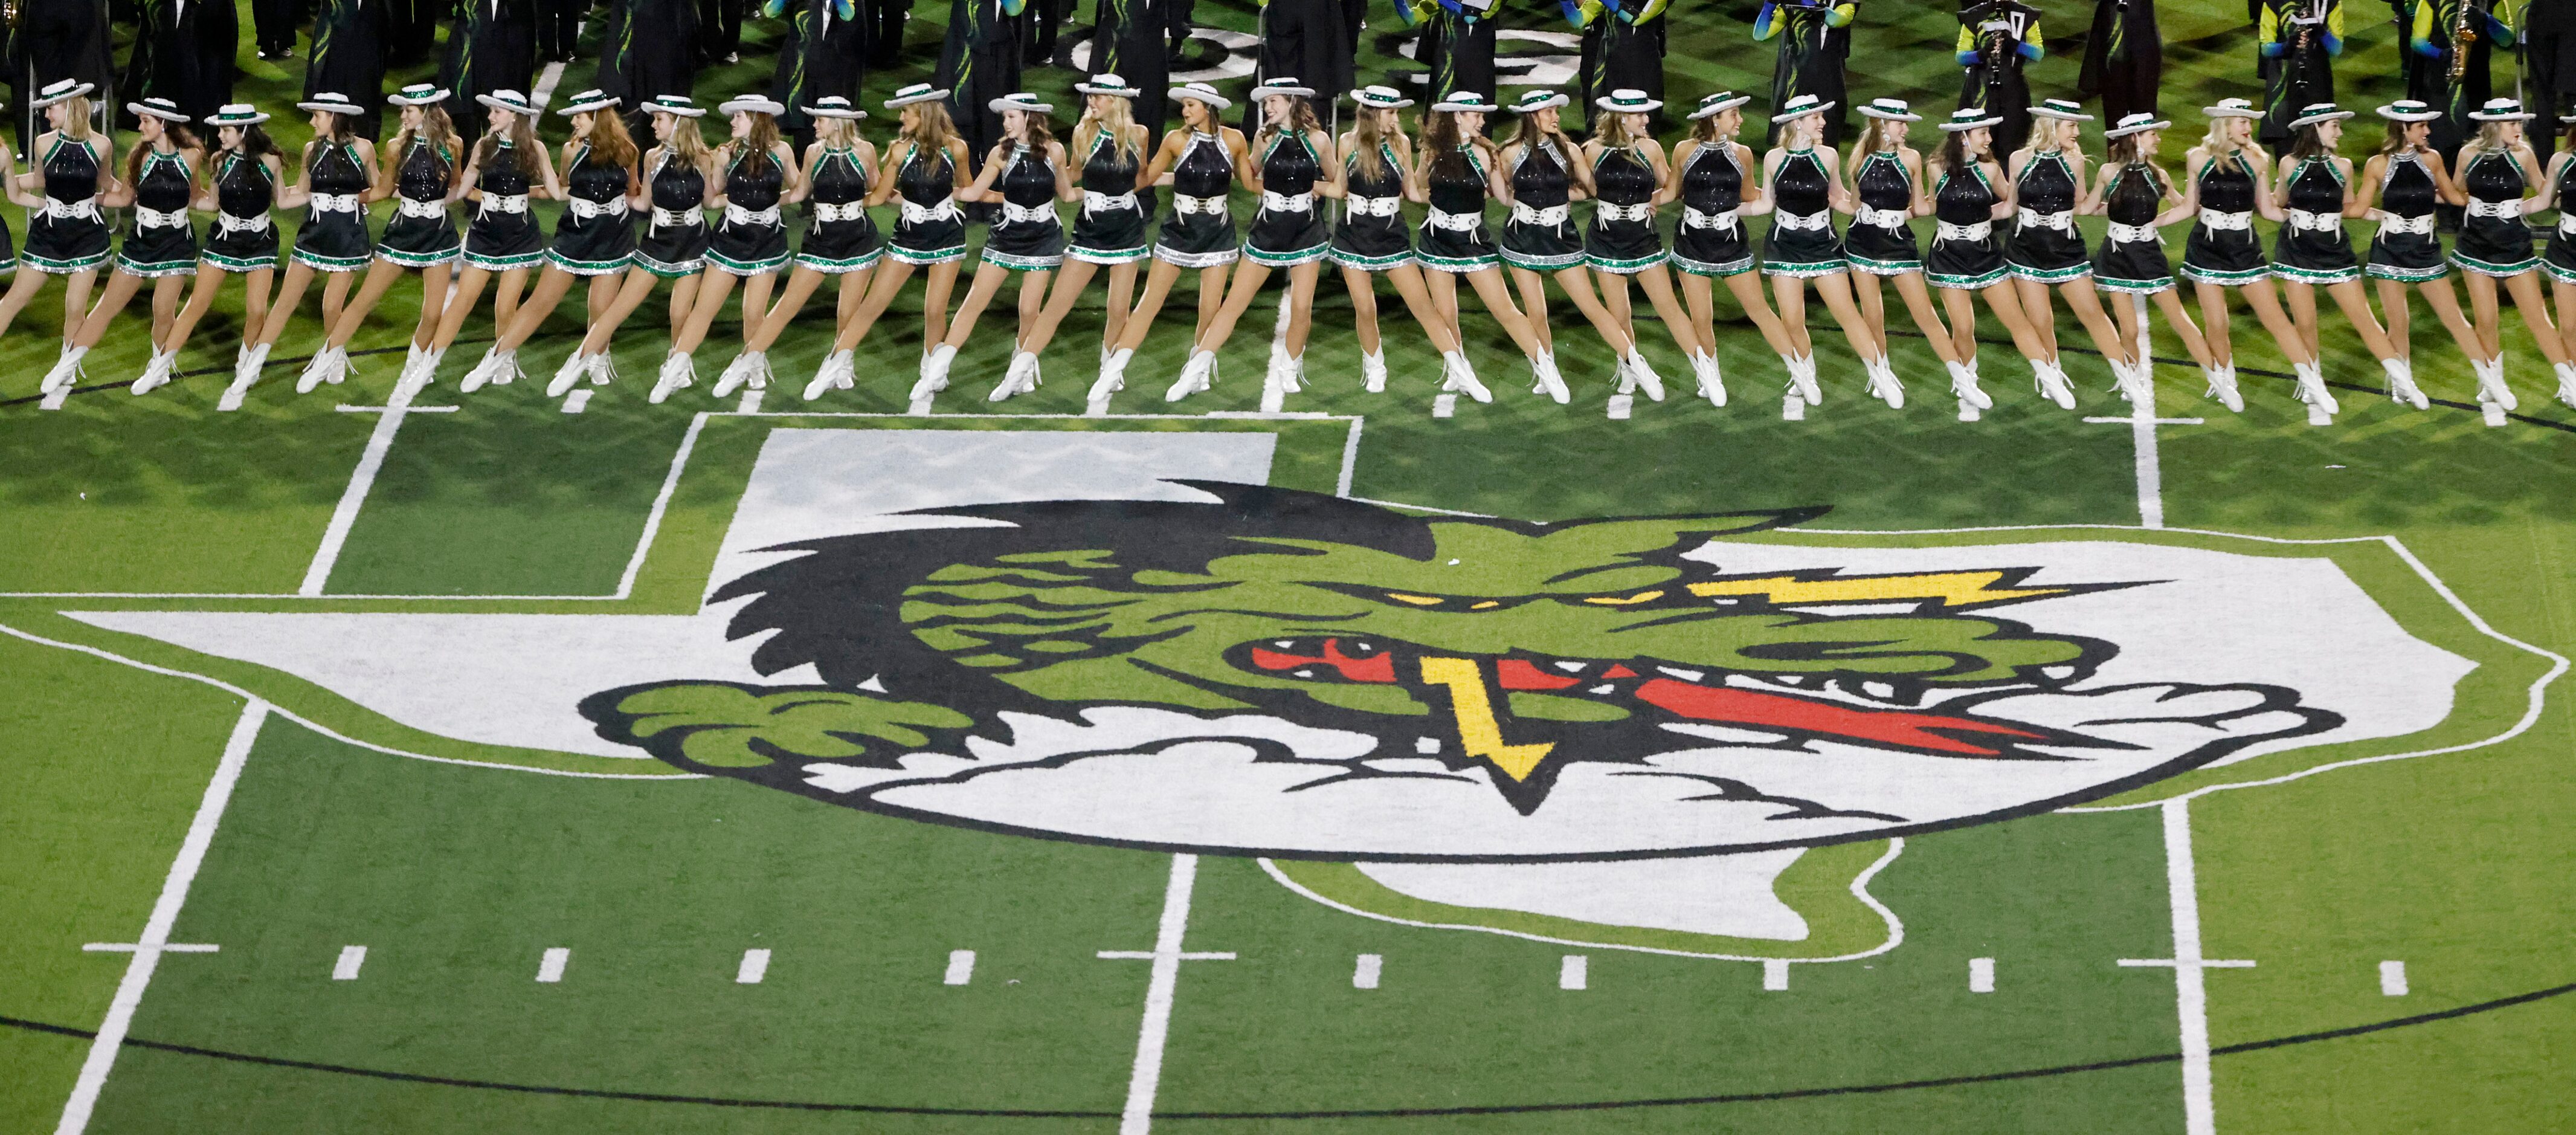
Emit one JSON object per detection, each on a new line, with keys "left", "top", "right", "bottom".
{"left": 54, "top": 699, "right": 269, "bottom": 1135}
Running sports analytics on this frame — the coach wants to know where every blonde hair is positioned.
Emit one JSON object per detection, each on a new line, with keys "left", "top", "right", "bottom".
{"left": 1589, "top": 110, "right": 1644, "bottom": 153}
{"left": 1860, "top": 115, "right": 1906, "bottom": 154}
{"left": 2458, "top": 119, "right": 2514, "bottom": 165}
{"left": 2200, "top": 115, "right": 2250, "bottom": 161}
{"left": 661, "top": 111, "right": 714, "bottom": 177}
{"left": 1074, "top": 95, "right": 1140, "bottom": 164}
{"left": 54, "top": 95, "right": 95, "bottom": 141}
{"left": 902, "top": 100, "right": 961, "bottom": 157}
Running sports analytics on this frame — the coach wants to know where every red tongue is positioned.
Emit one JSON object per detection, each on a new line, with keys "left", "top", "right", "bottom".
{"left": 1632, "top": 677, "right": 2049, "bottom": 757}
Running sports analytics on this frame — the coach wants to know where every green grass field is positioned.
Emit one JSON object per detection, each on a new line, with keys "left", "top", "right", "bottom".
{"left": 7, "top": 2, "right": 2576, "bottom": 1134}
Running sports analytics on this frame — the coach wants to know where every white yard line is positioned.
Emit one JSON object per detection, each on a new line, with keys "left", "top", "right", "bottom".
{"left": 2127, "top": 399, "right": 2166, "bottom": 530}
{"left": 55, "top": 700, "right": 269, "bottom": 1135}
{"left": 1099, "top": 855, "right": 1234, "bottom": 1135}
{"left": 299, "top": 382, "right": 423, "bottom": 596}
{"left": 2117, "top": 798, "right": 2255, "bottom": 1135}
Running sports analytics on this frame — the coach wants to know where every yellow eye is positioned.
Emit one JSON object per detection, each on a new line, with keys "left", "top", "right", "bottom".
{"left": 1469, "top": 601, "right": 1501, "bottom": 610}
{"left": 1582, "top": 590, "right": 1666, "bottom": 606}
{"left": 1385, "top": 593, "right": 1445, "bottom": 606}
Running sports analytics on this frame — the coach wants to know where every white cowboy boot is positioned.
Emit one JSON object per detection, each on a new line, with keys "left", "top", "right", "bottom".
{"left": 649, "top": 351, "right": 695, "bottom": 404}
{"left": 1621, "top": 351, "right": 1666, "bottom": 401}
{"left": 549, "top": 351, "right": 593, "bottom": 397}
{"left": 1531, "top": 351, "right": 1570, "bottom": 404}
{"left": 459, "top": 347, "right": 518, "bottom": 392}
{"left": 1360, "top": 350, "right": 1388, "bottom": 393}
{"left": 1946, "top": 358, "right": 1992, "bottom": 410}
{"left": 1165, "top": 349, "right": 1217, "bottom": 401}
{"left": 712, "top": 351, "right": 768, "bottom": 397}
{"left": 2383, "top": 357, "right": 2428, "bottom": 410}
{"left": 2473, "top": 356, "right": 2517, "bottom": 411}
{"left": 1864, "top": 355, "right": 1904, "bottom": 409}
{"left": 40, "top": 344, "right": 88, "bottom": 393}
{"left": 132, "top": 348, "right": 178, "bottom": 395}
{"left": 1090, "top": 347, "right": 1133, "bottom": 401}
{"left": 1690, "top": 351, "right": 1727, "bottom": 407}
{"left": 910, "top": 343, "right": 957, "bottom": 402}
{"left": 1786, "top": 353, "right": 1821, "bottom": 403}
{"left": 802, "top": 350, "right": 852, "bottom": 401}
{"left": 2032, "top": 358, "right": 2076, "bottom": 410}
{"left": 1443, "top": 351, "right": 1493, "bottom": 403}
{"left": 2555, "top": 360, "right": 2576, "bottom": 409}
{"left": 2292, "top": 360, "right": 2340, "bottom": 414}
{"left": 991, "top": 351, "right": 1039, "bottom": 401}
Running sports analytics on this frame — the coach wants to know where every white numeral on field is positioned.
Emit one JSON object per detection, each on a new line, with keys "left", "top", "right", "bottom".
{"left": 1352, "top": 954, "right": 1382, "bottom": 990}
{"left": 332, "top": 945, "right": 367, "bottom": 981}
{"left": 1559, "top": 955, "right": 1587, "bottom": 991}
{"left": 536, "top": 947, "right": 570, "bottom": 983}
{"left": 737, "top": 949, "right": 771, "bottom": 985}
{"left": 944, "top": 949, "right": 976, "bottom": 986}
{"left": 2380, "top": 960, "right": 2408, "bottom": 997}
{"left": 1969, "top": 957, "right": 1995, "bottom": 994}
{"left": 1763, "top": 959, "right": 1791, "bottom": 991}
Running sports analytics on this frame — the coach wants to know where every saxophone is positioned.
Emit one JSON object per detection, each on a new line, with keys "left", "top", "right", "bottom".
{"left": 2451, "top": 0, "right": 2481, "bottom": 85}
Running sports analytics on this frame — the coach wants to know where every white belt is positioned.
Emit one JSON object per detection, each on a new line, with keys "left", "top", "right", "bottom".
{"left": 1081, "top": 190, "right": 1138, "bottom": 215}
{"left": 1347, "top": 194, "right": 1403, "bottom": 218}
{"left": 1511, "top": 201, "right": 1570, "bottom": 226}
{"left": 1595, "top": 201, "right": 1653, "bottom": 224}
{"left": 2287, "top": 208, "right": 2342, "bottom": 233}
{"left": 2560, "top": 213, "right": 2576, "bottom": 236}
{"left": 1426, "top": 206, "right": 1484, "bottom": 232}
{"left": 311, "top": 193, "right": 363, "bottom": 217}
{"left": 2200, "top": 209, "right": 2253, "bottom": 232}
{"left": 1936, "top": 219, "right": 1993, "bottom": 243}
{"left": 216, "top": 212, "right": 272, "bottom": 236}
{"left": 567, "top": 196, "right": 630, "bottom": 221}
{"left": 999, "top": 200, "right": 1057, "bottom": 225}
{"left": 40, "top": 196, "right": 101, "bottom": 222}
{"left": 899, "top": 198, "right": 958, "bottom": 225}
{"left": 2015, "top": 207, "right": 2074, "bottom": 233}
{"left": 2378, "top": 212, "right": 2435, "bottom": 236}
{"left": 135, "top": 205, "right": 190, "bottom": 230}
{"left": 1174, "top": 193, "right": 1228, "bottom": 216}
{"left": 1774, "top": 209, "right": 1832, "bottom": 232}
{"left": 396, "top": 196, "right": 449, "bottom": 219}
{"left": 725, "top": 202, "right": 782, "bottom": 227}
{"left": 1682, "top": 206, "right": 1739, "bottom": 233}
{"left": 2107, "top": 221, "right": 2161, "bottom": 244}
{"left": 652, "top": 205, "right": 704, "bottom": 228}
{"left": 476, "top": 192, "right": 528, "bottom": 216}
{"left": 2467, "top": 198, "right": 2525, "bottom": 220}
{"left": 1856, "top": 205, "right": 1910, "bottom": 230}
{"left": 1260, "top": 190, "right": 1315, "bottom": 214}
{"left": 813, "top": 199, "right": 869, "bottom": 223}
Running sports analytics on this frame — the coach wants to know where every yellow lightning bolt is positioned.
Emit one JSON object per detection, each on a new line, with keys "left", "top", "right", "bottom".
{"left": 1686, "top": 570, "right": 2075, "bottom": 609}
{"left": 1418, "top": 657, "right": 1556, "bottom": 782}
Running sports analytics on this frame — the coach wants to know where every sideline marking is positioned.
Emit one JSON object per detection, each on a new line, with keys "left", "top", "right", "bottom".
{"left": 2380, "top": 961, "right": 2408, "bottom": 997}
{"left": 1351, "top": 954, "right": 1382, "bottom": 990}
{"left": 1762, "top": 960, "right": 1790, "bottom": 992}
{"left": 1969, "top": 957, "right": 1995, "bottom": 994}
{"left": 1782, "top": 393, "right": 1805, "bottom": 421}
{"left": 1098, "top": 855, "right": 1235, "bottom": 1134}
{"left": 1559, "top": 956, "right": 1588, "bottom": 991}
{"left": 54, "top": 699, "right": 268, "bottom": 1135}
{"left": 333, "top": 946, "right": 367, "bottom": 981}
{"left": 1606, "top": 394, "right": 1632, "bottom": 420}
{"left": 944, "top": 949, "right": 976, "bottom": 986}
{"left": 736, "top": 949, "right": 770, "bottom": 985}
{"left": 1432, "top": 393, "right": 1457, "bottom": 419}
{"left": 736, "top": 387, "right": 764, "bottom": 415}
{"left": 561, "top": 389, "right": 591, "bottom": 414}
{"left": 536, "top": 948, "right": 570, "bottom": 983}
{"left": 300, "top": 380, "right": 425, "bottom": 595}
{"left": 2116, "top": 798, "right": 2255, "bottom": 1135}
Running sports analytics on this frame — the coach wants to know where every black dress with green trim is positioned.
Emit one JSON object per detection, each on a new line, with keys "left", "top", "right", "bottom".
{"left": 2180, "top": 151, "right": 2267, "bottom": 286}
{"left": 21, "top": 135, "right": 111, "bottom": 274}
{"left": 1498, "top": 137, "right": 1583, "bottom": 272}
{"left": 707, "top": 148, "right": 791, "bottom": 275}
{"left": 2003, "top": 148, "right": 2088, "bottom": 283}
{"left": 2365, "top": 150, "right": 2445, "bottom": 283}
{"left": 1331, "top": 141, "right": 1413, "bottom": 272}
{"left": 462, "top": 140, "right": 546, "bottom": 272}
{"left": 291, "top": 139, "right": 376, "bottom": 273}
{"left": 1243, "top": 130, "right": 1330, "bottom": 268}
{"left": 2270, "top": 155, "right": 2358, "bottom": 285}
{"left": 1153, "top": 131, "right": 1240, "bottom": 268}
{"left": 1670, "top": 141, "right": 1753, "bottom": 277}
{"left": 635, "top": 150, "right": 710, "bottom": 278}
{"left": 796, "top": 145, "right": 884, "bottom": 274}
{"left": 377, "top": 135, "right": 462, "bottom": 268}
{"left": 886, "top": 143, "right": 967, "bottom": 266}
{"left": 1067, "top": 129, "right": 1148, "bottom": 265}
{"left": 2541, "top": 160, "right": 2576, "bottom": 285}
{"left": 2450, "top": 149, "right": 2537, "bottom": 278}
{"left": 1841, "top": 148, "right": 1921, "bottom": 276}
{"left": 200, "top": 151, "right": 279, "bottom": 273}
{"left": 114, "top": 148, "right": 199, "bottom": 278}
{"left": 2091, "top": 161, "right": 2173, "bottom": 294}
{"left": 547, "top": 143, "right": 637, "bottom": 276}
{"left": 1760, "top": 147, "right": 1844, "bottom": 277}
{"left": 1924, "top": 161, "right": 2007, "bottom": 289}
{"left": 979, "top": 143, "right": 1067, "bottom": 271}
{"left": 1415, "top": 146, "right": 1499, "bottom": 274}
{"left": 1585, "top": 144, "right": 1666, "bottom": 274}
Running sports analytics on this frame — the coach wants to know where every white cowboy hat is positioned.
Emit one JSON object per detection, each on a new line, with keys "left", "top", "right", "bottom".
{"left": 885, "top": 83, "right": 950, "bottom": 109}
{"left": 1250, "top": 77, "right": 1318, "bottom": 101}
{"left": 1937, "top": 107, "right": 2004, "bottom": 132}
{"left": 558, "top": 89, "right": 620, "bottom": 115}
{"left": 1432, "top": 91, "right": 1499, "bottom": 114}
{"left": 645, "top": 94, "right": 707, "bottom": 118}
{"left": 1773, "top": 93, "right": 1834, "bottom": 123}
{"left": 1510, "top": 89, "right": 1571, "bottom": 114}
{"left": 202, "top": 103, "right": 271, "bottom": 126}
{"left": 1352, "top": 85, "right": 1414, "bottom": 110}
{"left": 2288, "top": 102, "right": 2354, "bottom": 129}
{"left": 987, "top": 91, "right": 1052, "bottom": 115}
{"left": 1592, "top": 88, "right": 1661, "bottom": 115}
{"left": 32, "top": 79, "right": 94, "bottom": 108}
{"left": 2203, "top": 97, "right": 2261, "bottom": 119}
{"left": 802, "top": 95, "right": 867, "bottom": 119}
{"left": 2374, "top": 99, "right": 2441, "bottom": 123}
{"left": 720, "top": 95, "right": 787, "bottom": 116}
{"left": 1689, "top": 91, "right": 1751, "bottom": 120}
{"left": 388, "top": 83, "right": 451, "bottom": 107}
{"left": 2470, "top": 97, "right": 2534, "bottom": 121}
{"left": 1174, "top": 82, "right": 1231, "bottom": 111}
{"left": 126, "top": 97, "right": 188, "bottom": 123}
{"left": 1075, "top": 73, "right": 1140, "bottom": 98}
{"left": 472, "top": 89, "right": 536, "bottom": 116}
{"left": 300, "top": 91, "right": 370, "bottom": 117}
{"left": 2029, "top": 97, "right": 2092, "bottom": 121}
{"left": 1857, "top": 97, "right": 1921, "bottom": 122}
{"left": 2103, "top": 111, "right": 2170, "bottom": 138}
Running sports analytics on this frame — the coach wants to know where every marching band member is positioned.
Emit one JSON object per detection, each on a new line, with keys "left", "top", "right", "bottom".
{"left": 297, "top": 85, "right": 463, "bottom": 395}
{"left": 1586, "top": 89, "right": 1718, "bottom": 402}
{"left": 1760, "top": 92, "right": 1902, "bottom": 407}
{"left": 1000, "top": 74, "right": 1151, "bottom": 401}
{"left": 733, "top": 95, "right": 883, "bottom": 400}
{"left": 2005, "top": 98, "right": 2139, "bottom": 406}
{"left": 2172, "top": 97, "right": 2314, "bottom": 412}
{"left": 2086, "top": 111, "right": 2220, "bottom": 404}
{"left": 1331, "top": 85, "right": 1486, "bottom": 395}
{"left": 1840, "top": 97, "right": 1969, "bottom": 408}
{"left": 416, "top": 88, "right": 558, "bottom": 392}
{"left": 1667, "top": 92, "right": 1804, "bottom": 404}
{"left": 1164, "top": 78, "right": 1344, "bottom": 403}
{"left": 2268, "top": 101, "right": 2416, "bottom": 410}
{"left": 803, "top": 84, "right": 972, "bottom": 399}
{"left": 914, "top": 91, "right": 1075, "bottom": 403}
{"left": 43, "top": 97, "right": 198, "bottom": 393}
{"left": 234, "top": 91, "right": 384, "bottom": 404}
{"left": 3, "top": 81, "right": 106, "bottom": 365}
{"left": 2357, "top": 99, "right": 2488, "bottom": 403}
{"left": 2255, "top": 0, "right": 2341, "bottom": 152}
{"left": 457, "top": 89, "right": 645, "bottom": 393}
{"left": 1752, "top": 0, "right": 1853, "bottom": 146}
{"left": 654, "top": 94, "right": 802, "bottom": 401}
{"left": 1922, "top": 106, "right": 2059, "bottom": 409}
{"left": 145, "top": 105, "right": 286, "bottom": 393}
{"left": 1093, "top": 83, "right": 1249, "bottom": 399}
{"left": 1956, "top": 0, "right": 2043, "bottom": 157}
{"left": 2449, "top": 97, "right": 2571, "bottom": 410}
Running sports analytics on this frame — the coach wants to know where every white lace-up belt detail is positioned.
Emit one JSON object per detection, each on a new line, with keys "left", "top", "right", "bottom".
{"left": 1260, "top": 190, "right": 1315, "bottom": 214}
{"left": 1425, "top": 207, "right": 1484, "bottom": 231}
{"left": 135, "top": 205, "right": 191, "bottom": 230}
{"left": 1936, "top": 219, "right": 1993, "bottom": 243}
{"left": 567, "top": 196, "right": 630, "bottom": 220}
{"left": 998, "top": 201, "right": 1057, "bottom": 225}
{"left": 2107, "top": 221, "right": 2161, "bottom": 244}
{"left": 2560, "top": 212, "right": 2576, "bottom": 235}
{"left": 1774, "top": 209, "right": 1832, "bottom": 231}
{"left": 1081, "top": 190, "right": 1138, "bottom": 215}
{"left": 311, "top": 193, "right": 364, "bottom": 217}
{"left": 2200, "top": 209, "right": 2253, "bottom": 232}
{"left": 1347, "top": 195, "right": 1403, "bottom": 218}
{"left": 724, "top": 202, "right": 782, "bottom": 227}
{"left": 899, "top": 198, "right": 959, "bottom": 225}
{"left": 217, "top": 212, "right": 272, "bottom": 235}
{"left": 396, "top": 196, "right": 449, "bottom": 219}
{"left": 2015, "top": 207, "right": 2074, "bottom": 233}
{"left": 1856, "top": 205, "right": 1910, "bottom": 229}
{"left": 1510, "top": 202, "right": 1570, "bottom": 225}
{"left": 40, "top": 196, "right": 101, "bottom": 222}
{"left": 652, "top": 205, "right": 703, "bottom": 228}
{"left": 1173, "top": 193, "right": 1228, "bottom": 216}
{"left": 1594, "top": 201, "right": 1653, "bottom": 224}
{"left": 812, "top": 199, "right": 869, "bottom": 223}
{"left": 475, "top": 193, "right": 528, "bottom": 217}
{"left": 1682, "top": 206, "right": 1739, "bottom": 233}
{"left": 2377, "top": 212, "right": 2434, "bottom": 236}
{"left": 2467, "top": 198, "right": 2525, "bottom": 219}
{"left": 2287, "top": 208, "right": 2342, "bottom": 233}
